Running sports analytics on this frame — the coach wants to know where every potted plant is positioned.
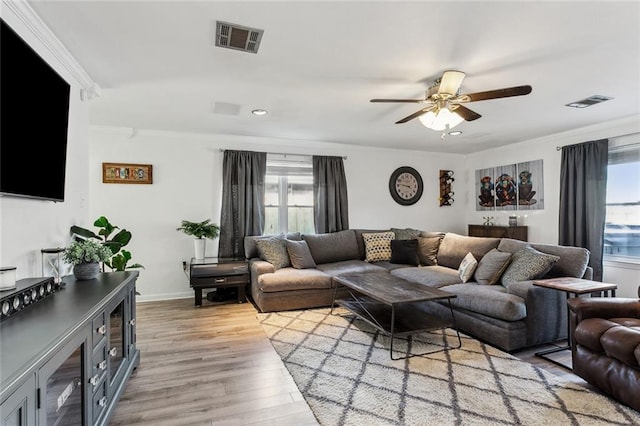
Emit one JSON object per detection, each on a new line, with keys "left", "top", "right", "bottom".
{"left": 177, "top": 219, "right": 220, "bottom": 260}
{"left": 63, "top": 239, "right": 113, "bottom": 280}
{"left": 70, "top": 216, "right": 144, "bottom": 272}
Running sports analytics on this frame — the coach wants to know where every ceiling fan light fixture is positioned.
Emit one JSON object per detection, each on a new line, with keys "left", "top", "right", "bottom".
{"left": 418, "top": 108, "right": 464, "bottom": 131}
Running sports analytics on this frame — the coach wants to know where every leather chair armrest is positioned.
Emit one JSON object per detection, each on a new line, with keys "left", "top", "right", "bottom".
{"left": 568, "top": 297, "right": 640, "bottom": 323}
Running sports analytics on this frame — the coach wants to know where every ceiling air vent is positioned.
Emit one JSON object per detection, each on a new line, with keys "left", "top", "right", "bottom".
{"left": 215, "top": 21, "right": 263, "bottom": 54}
{"left": 566, "top": 95, "right": 613, "bottom": 108}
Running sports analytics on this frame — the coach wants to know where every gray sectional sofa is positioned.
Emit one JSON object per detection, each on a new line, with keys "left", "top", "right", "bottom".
{"left": 245, "top": 229, "right": 592, "bottom": 352}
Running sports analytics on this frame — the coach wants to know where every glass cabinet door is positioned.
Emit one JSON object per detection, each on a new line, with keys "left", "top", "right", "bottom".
{"left": 108, "top": 300, "right": 125, "bottom": 385}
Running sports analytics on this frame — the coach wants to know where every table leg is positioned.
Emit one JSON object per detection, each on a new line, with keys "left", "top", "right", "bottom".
{"left": 534, "top": 290, "right": 572, "bottom": 370}
{"left": 237, "top": 285, "right": 246, "bottom": 303}
{"left": 194, "top": 288, "right": 203, "bottom": 307}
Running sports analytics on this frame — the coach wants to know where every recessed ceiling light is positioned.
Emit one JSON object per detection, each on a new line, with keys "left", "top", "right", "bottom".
{"left": 252, "top": 109, "right": 268, "bottom": 116}
{"left": 448, "top": 131, "right": 463, "bottom": 136}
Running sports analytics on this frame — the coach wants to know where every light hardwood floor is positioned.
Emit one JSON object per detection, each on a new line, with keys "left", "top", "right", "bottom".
{"left": 110, "top": 298, "right": 593, "bottom": 425}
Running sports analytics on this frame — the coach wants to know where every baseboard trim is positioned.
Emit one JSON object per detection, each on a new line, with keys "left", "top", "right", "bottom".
{"left": 136, "top": 292, "right": 192, "bottom": 303}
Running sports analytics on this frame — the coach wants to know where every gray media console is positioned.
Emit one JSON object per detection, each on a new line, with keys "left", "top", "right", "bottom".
{"left": 0, "top": 271, "right": 139, "bottom": 425}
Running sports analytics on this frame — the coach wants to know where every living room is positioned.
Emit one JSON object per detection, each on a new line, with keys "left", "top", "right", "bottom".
{"left": 1, "top": 1, "right": 639, "bottom": 425}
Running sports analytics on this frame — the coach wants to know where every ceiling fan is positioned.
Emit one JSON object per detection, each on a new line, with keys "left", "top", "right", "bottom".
{"left": 370, "top": 70, "right": 532, "bottom": 131}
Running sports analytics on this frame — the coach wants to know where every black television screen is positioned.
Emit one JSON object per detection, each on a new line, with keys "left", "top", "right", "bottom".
{"left": 1, "top": 18, "right": 71, "bottom": 202}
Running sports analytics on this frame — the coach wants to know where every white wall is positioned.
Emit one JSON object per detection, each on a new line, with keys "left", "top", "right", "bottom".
{"left": 0, "top": 7, "right": 91, "bottom": 280}
{"left": 464, "top": 116, "right": 640, "bottom": 297}
{"left": 89, "top": 127, "right": 466, "bottom": 300}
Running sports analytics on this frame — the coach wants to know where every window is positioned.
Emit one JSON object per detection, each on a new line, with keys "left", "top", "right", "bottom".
{"left": 264, "top": 155, "right": 315, "bottom": 235}
{"left": 604, "top": 142, "right": 640, "bottom": 260}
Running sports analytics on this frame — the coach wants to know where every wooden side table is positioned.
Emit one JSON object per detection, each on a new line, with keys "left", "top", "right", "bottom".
{"left": 532, "top": 277, "right": 617, "bottom": 369}
{"left": 189, "top": 257, "right": 249, "bottom": 307}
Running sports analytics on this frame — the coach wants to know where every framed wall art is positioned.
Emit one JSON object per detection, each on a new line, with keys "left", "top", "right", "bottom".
{"left": 475, "top": 159, "right": 544, "bottom": 212}
{"left": 102, "top": 163, "right": 153, "bottom": 184}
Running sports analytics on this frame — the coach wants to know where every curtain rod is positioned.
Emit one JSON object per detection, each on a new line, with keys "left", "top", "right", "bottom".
{"left": 556, "top": 132, "right": 639, "bottom": 151}
{"left": 219, "top": 149, "right": 347, "bottom": 160}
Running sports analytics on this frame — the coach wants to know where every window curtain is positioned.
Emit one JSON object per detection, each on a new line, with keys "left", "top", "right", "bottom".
{"left": 313, "top": 155, "right": 349, "bottom": 233}
{"left": 559, "top": 139, "right": 608, "bottom": 281}
{"left": 218, "top": 150, "right": 267, "bottom": 258}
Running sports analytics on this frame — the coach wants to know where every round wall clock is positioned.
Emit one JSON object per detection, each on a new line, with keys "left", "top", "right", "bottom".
{"left": 389, "top": 166, "right": 423, "bottom": 206}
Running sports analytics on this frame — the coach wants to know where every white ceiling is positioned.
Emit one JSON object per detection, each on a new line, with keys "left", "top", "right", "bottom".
{"left": 28, "top": 1, "right": 640, "bottom": 154}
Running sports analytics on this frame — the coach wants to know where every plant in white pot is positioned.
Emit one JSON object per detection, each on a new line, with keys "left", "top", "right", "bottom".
{"left": 177, "top": 219, "right": 220, "bottom": 260}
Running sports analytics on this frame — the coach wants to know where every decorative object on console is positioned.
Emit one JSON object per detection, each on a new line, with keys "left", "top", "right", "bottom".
{"left": 439, "top": 170, "right": 454, "bottom": 206}
{"left": 102, "top": 162, "right": 153, "bottom": 184}
{"left": 41, "top": 247, "right": 64, "bottom": 284}
{"left": 482, "top": 216, "right": 494, "bottom": 226}
{"left": 71, "top": 216, "right": 144, "bottom": 271}
{"left": 509, "top": 215, "right": 518, "bottom": 226}
{"left": 63, "top": 240, "right": 112, "bottom": 280}
{"left": 177, "top": 219, "right": 221, "bottom": 260}
{"left": 388, "top": 166, "right": 423, "bottom": 205}
{"left": 0, "top": 267, "right": 17, "bottom": 291}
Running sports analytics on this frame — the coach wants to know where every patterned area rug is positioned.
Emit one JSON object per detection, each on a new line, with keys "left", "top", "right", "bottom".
{"left": 258, "top": 308, "right": 640, "bottom": 426}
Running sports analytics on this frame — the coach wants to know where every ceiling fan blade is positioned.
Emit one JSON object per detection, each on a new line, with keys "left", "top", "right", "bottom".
{"left": 438, "top": 70, "right": 466, "bottom": 95}
{"left": 452, "top": 104, "right": 482, "bottom": 121}
{"left": 370, "top": 99, "right": 424, "bottom": 103}
{"left": 461, "top": 85, "right": 532, "bottom": 102}
{"left": 395, "top": 106, "right": 435, "bottom": 124}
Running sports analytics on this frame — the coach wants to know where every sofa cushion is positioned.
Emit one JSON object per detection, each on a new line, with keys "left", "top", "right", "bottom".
{"left": 442, "top": 283, "right": 527, "bottom": 322}
{"left": 362, "top": 231, "right": 395, "bottom": 262}
{"left": 458, "top": 252, "right": 478, "bottom": 283}
{"left": 474, "top": 248, "right": 512, "bottom": 285}
{"left": 303, "top": 230, "right": 360, "bottom": 264}
{"left": 285, "top": 240, "right": 317, "bottom": 269}
{"left": 391, "top": 227, "right": 421, "bottom": 240}
{"left": 354, "top": 229, "right": 390, "bottom": 259}
{"left": 390, "top": 239, "right": 419, "bottom": 266}
{"left": 244, "top": 232, "right": 301, "bottom": 259}
{"left": 258, "top": 268, "right": 333, "bottom": 292}
{"left": 390, "top": 266, "right": 463, "bottom": 288}
{"left": 437, "top": 233, "right": 501, "bottom": 269}
{"left": 255, "top": 237, "right": 291, "bottom": 270}
{"left": 417, "top": 236, "right": 442, "bottom": 266}
{"left": 501, "top": 246, "right": 560, "bottom": 285}
{"left": 316, "top": 260, "right": 387, "bottom": 277}
{"left": 497, "top": 238, "right": 590, "bottom": 279}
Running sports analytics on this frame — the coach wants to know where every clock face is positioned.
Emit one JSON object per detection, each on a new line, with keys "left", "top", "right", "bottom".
{"left": 389, "top": 167, "right": 423, "bottom": 205}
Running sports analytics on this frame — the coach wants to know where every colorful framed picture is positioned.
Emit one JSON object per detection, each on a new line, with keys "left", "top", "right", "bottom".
{"left": 102, "top": 163, "right": 153, "bottom": 184}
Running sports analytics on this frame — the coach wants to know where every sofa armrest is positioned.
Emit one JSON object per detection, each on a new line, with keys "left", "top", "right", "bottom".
{"left": 567, "top": 297, "right": 640, "bottom": 322}
{"left": 507, "top": 281, "right": 568, "bottom": 344}
{"left": 249, "top": 258, "right": 275, "bottom": 299}
{"left": 581, "top": 266, "right": 593, "bottom": 280}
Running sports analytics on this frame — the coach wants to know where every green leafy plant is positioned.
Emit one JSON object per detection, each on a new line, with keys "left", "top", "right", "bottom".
{"left": 176, "top": 219, "right": 220, "bottom": 239}
{"left": 63, "top": 240, "right": 113, "bottom": 265}
{"left": 71, "top": 216, "right": 144, "bottom": 271}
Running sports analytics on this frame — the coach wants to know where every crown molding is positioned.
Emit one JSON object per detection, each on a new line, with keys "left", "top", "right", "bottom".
{"left": 2, "top": 0, "right": 97, "bottom": 93}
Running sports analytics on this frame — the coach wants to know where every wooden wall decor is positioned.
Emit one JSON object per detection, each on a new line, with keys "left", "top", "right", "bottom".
{"left": 103, "top": 163, "right": 153, "bottom": 184}
{"left": 439, "top": 170, "right": 454, "bottom": 206}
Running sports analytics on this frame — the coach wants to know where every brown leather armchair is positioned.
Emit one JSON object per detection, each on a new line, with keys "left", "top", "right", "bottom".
{"left": 567, "top": 295, "right": 640, "bottom": 411}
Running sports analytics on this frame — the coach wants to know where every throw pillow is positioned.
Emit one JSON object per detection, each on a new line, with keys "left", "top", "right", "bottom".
{"left": 391, "top": 227, "right": 421, "bottom": 240}
{"left": 501, "top": 246, "right": 560, "bottom": 285}
{"left": 362, "top": 231, "right": 395, "bottom": 262}
{"left": 458, "top": 252, "right": 478, "bottom": 283}
{"left": 390, "top": 239, "right": 419, "bottom": 266}
{"left": 417, "top": 236, "right": 442, "bottom": 266}
{"left": 254, "top": 237, "right": 291, "bottom": 270}
{"left": 474, "top": 248, "right": 512, "bottom": 285}
{"left": 285, "top": 240, "right": 317, "bottom": 269}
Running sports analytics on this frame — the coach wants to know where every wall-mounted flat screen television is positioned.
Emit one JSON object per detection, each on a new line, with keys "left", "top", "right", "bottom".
{"left": 1, "top": 18, "right": 71, "bottom": 202}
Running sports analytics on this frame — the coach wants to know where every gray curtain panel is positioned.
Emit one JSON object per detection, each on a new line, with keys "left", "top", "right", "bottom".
{"left": 313, "top": 156, "right": 349, "bottom": 234}
{"left": 559, "top": 139, "right": 608, "bottom": 281}
{"left": 219, "top": 150, "right": 267, "bottom": 258}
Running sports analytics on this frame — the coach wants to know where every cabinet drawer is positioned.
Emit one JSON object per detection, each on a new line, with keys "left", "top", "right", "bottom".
{"left": 92, "top": 380, "right": 108, "bottom": 424}
{"left": 92, "top": 311, "right": 107, "bottom": 348}
{"left": 191, "top": 273, "right": 249, "bottom": 287}
{"left": 92, "top": 343, "right": 108, "bottom": 381}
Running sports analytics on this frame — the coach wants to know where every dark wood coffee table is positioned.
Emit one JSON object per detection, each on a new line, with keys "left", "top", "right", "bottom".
{"left": 331, "top": 272, "right": 461, "bottom": 360}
